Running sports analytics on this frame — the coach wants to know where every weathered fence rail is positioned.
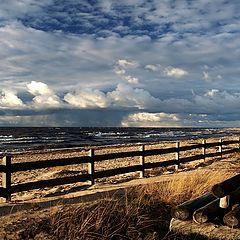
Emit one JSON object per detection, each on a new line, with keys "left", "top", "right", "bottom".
{"left": 0, "top": 137, "right": 239, "bottom": 201}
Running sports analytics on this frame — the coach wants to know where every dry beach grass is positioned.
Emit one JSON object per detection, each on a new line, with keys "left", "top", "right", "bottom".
{"left": 0, "top": 170, "right": 234, "bottom": 239}
{"left": 1, "top": 136, "right": 240, "bottom": 239}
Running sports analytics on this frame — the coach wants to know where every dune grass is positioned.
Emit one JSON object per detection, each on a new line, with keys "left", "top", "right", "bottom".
{"left": 1, "top": 169, "right": 229, "bottom": 240}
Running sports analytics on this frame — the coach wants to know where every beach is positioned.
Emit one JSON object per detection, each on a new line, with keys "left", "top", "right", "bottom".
{"left": 0, "top": 136, "right": 240, "bottom": 239}
{"left": 2, "top": 136, "right": 238, "bottom": 202}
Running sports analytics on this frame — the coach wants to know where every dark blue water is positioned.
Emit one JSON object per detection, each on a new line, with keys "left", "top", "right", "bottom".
{"left": 0, "top": 127, "right": 239, "bottom": 153}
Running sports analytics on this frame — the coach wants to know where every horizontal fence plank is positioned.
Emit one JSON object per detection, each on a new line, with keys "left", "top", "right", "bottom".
{"left": 222, "top": 140, "right": 239, "bottom": 145}
{"left": 11, "top": 174, "right": 90, "bottom": 193}
{"left": 95, "top": 165, "right": 141, "bottom": 178}
{"left": 144, "top": 159, "right": 177, "bottom": 169}
{"left": 180, "top": 154, "right": 204, "bottom": 163}
{"left": 223, "top": 148, "right": 239, "bottom": 155}
{"left": 205, "top": 151, "right": 221, "bottom": 158}
{"left": 94, "top": 147, "right": 178, "bottom": 162}
{"left": 11, "top": 141, "right": 238, "bottom": 173}
{"left": 12, "top": 156, "right": 91, "bottom": 172}
{"left": 0, "top": 187, "right": 6, "bottom": 198}
{"left": 205, "top": 142, "right": 221, "bottom": 148}
{"left": 179, "top": 144, "right": 203, "bottom": 152}
{"left": 4, "top": 139, "right": 240, "bottom": 199}
{"left": 94, "top": 150, "right": 141, "bottom": 162}
{"left": 144, "top": 147, "right": 177, "bottom": 156}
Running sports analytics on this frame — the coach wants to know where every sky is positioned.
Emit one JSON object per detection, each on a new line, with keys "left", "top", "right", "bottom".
{"left": 0, "top": 0, "right": 240, "bottom": 127}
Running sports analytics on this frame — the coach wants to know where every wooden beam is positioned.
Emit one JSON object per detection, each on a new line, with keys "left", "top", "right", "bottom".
{"left": 144, "top": 160, "right": 177, "bottom": 169}
{"left": 223, "top": 204, "right": 240, "bottom": 228}
{"left": 88, "top": 149, "right": 95, "bottom": 185}
{"left": 12, "top": 156, "right": 91, "bottom": 172}
{"left": 139, "top": 145, "right": 145, "bottom": 178}
{"left": 219, "top": 138, "right": 223, "bottom": 158}
{"left": 204, "top": 142, "right": 221, "bottom": 148}
{"left": 175, "top": 142, "right": 180, "bottom": 171}
{"left": 171, "top": 192, "right": 216, "bottom": 220}
{"left": 2, "top": 156, "right": 11, "bottom": 201}
{"left": 178, "top": 143, "right": 203, "bottom": 151}
{"left": 11, "top": 174, "right": 90, "bottom": 193}
{"left": 202, "top": 139, "right": 206, "bottom": 162}
{"left": 212, "top": 174, "right": 240, "bottom": 198}
{"left": 193, "top": 199, "right": 224, "bottom": 224}
{"left": 179, "top": 154, "right": 204, "bottom": 163}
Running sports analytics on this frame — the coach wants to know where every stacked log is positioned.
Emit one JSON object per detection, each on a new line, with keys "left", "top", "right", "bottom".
{"left": 223, "top": 204, "right": 240, "bottom": 228}
{"left": 171, "top": 193, "right": 216, "bottom": 220}
{"left": 171, "top": 173, "right": 240, "bottom": 228}
{"left": 212, "top": 174, "right": 240, "bottom": 198}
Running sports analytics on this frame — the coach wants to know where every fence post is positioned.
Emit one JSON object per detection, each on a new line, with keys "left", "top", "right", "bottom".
{"left": 219, "top": 138, "right": 222, "bottom": 158}
{"left": 202, "top": 139, "right": 206, "bottom": 162}
{"left": 139, "top": 145, "right": 145, "bottom": 178}
{"left": 2, "top": 156, "right": 11, "bottom": 202}
{"left": 88, "top": 149, "right": 95, "bottom": 185}
{"left": 175, "top": 142, "right": 180, "bottom": 171}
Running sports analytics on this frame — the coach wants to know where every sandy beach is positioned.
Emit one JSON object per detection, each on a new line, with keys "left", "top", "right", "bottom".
{"left": 1, "top": 136, "right": 240, "bottom": 239}
{"left": 1, "top": 136, "right": 238, "bottom": 202}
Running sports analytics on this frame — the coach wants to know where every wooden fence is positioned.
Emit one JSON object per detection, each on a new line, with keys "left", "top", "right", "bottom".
{"left": 0, "top": 137, "right": 240, "bottom": 201}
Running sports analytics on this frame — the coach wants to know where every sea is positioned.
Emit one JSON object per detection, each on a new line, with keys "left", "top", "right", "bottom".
{"left": 0, "top": 127, "right": 239, "bottom": 153}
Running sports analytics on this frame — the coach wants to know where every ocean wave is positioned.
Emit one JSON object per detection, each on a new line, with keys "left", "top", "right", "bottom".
{"left": 0, "top": 127, "right": 239, "bottom": 152}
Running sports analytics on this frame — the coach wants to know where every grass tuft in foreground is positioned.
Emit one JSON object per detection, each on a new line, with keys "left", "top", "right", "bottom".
{"left": 2, "top": 170, "right": 229, "bottom": 239}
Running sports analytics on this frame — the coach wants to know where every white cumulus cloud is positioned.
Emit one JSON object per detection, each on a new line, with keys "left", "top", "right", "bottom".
{"left": 27, "top": 81, "right": 61, "bottom": 108}
{"left": 121, "top": 112, "right": 180, "bottom": 127}
{"left": 107, "top": 83, "right": 160, "bottom": 109}
{"left": 0, "top": 90, "right": 24, "bottom": 108}
{"left": 164, "top": 67, "right": 188, "bottom": 78}
{"left": 64, "top": 88, "right": 110, "bottom": 108}
{"left": 27, "top": 81, "right": 54, "bottom": 96}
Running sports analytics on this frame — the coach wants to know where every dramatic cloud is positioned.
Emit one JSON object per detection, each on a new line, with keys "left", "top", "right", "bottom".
{"left": 27, "top": 81, "right": 61, "bottom": 108}
{"left": 64, "top": 88, "right": 110, "bottom": 109}
{"left": 27, "top": 81, "right": 54, "bottom": 96}
{"left": 0, "top": 0, "right": 240, "bottom": 126}
{"left": 0, "top": 90, "right": 24, "bottom": 108}
{"left": 122, "top": 112, "right": 180, "bottom": 127}
{"left": 194, "top": 89, "right": 240, "bottom": 114}
{"left": 107, "top": 84, "right": 160, "bottom": 109}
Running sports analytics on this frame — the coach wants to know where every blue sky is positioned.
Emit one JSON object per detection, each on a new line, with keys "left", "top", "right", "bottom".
{"left": 0, "top": 0, "right": 240, "bottom": 127}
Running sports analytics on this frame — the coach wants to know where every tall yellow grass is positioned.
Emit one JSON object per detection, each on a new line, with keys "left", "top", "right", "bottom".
{"left": 137, "top": 170, "right": 230, "bottom": 206}
{"left": 53, "top": 171, "right": 229, "bottom": 239}
{"left": 1, "top": 170, "right": 231, "bottom": 240}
